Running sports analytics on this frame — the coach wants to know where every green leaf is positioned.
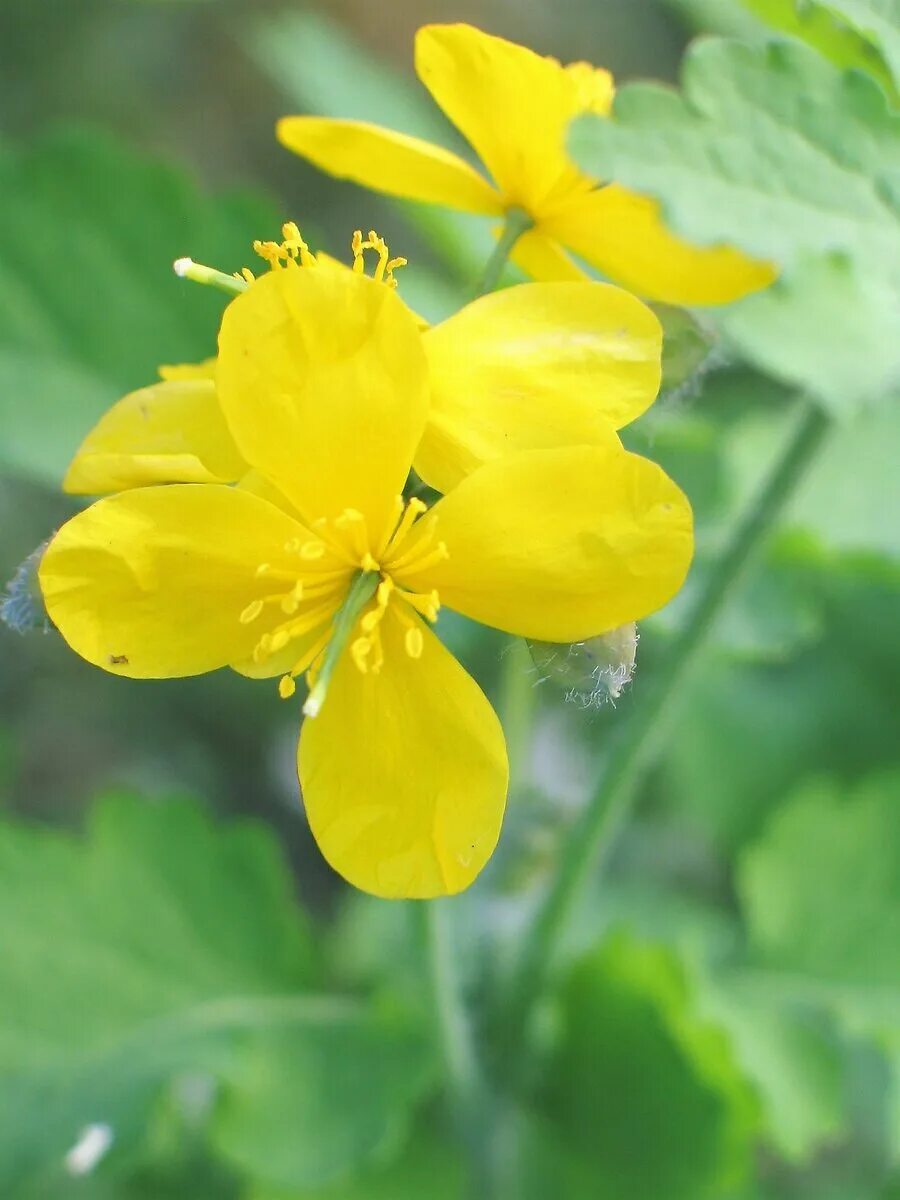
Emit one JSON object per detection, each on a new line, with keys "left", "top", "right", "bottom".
{"left": 249, "top": 1127, "right": 464, "bottom": 1200}
{"left": 533, "top": 932, "right": 759, "bottom": 1199}
{"left": 0, "top": 795, "right": 432, "bottom": 1194}
{"left": 738, "top": 0, "right": 900, "bottom": 100}
{"left": 700, "top": 977, "right": 843, "bottom": 1162}
{"left": 570, "top": 38, "right": 900, "bottom": 414}
{"left": 738, "top": 771, "right": 900, "bottom": 1025}
{"left": 660, "top": 547, "right": 900, "bottom": 850}
{"left": 0, "top": 126, "right": 281, "bottom": 487}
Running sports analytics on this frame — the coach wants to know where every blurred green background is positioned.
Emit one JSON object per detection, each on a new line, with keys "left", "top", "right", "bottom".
{"left": 1, "top": 1, "right": 898, "bottom": 1197}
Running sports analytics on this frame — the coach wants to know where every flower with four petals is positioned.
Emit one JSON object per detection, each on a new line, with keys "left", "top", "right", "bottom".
{"left": 40, "top": 265, "right": 693, "bottom": 898}
{"left": 63, "top": 227, "right": 665, "bottom": 500}
{"left": 278, "top": 23, "right": 774, "bottom": 305}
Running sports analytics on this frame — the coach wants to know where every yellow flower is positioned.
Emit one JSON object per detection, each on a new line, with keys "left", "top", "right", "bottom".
{"left": 64, "top": 225, "right": 665, "bottom": 498}
{"left": 40, "top": 266, "right": 693, "bottom": 898}
{"left": 276, "top": 23, "right": 774, "bottom": 306}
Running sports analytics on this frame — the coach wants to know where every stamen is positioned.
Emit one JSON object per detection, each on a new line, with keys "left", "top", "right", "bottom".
{"left": 252, "top": 221, "right": 318, "bottom": 274}
{"left": 391, "top": 541, "right": 449, "bottom": 578}
{"left": 351, "top": 229, "right": 407, "bottom": 289}
{"left": 384, "top": 497, "right": 427, "bottom": 560}
{"left": 375, "top": 495, "right": 405, "bottom": 558}
{"left": 397, "top": 587, "right": 441, "bottom": 623}
{"left": 239, "top": 599, "right": 265, "bottom": 625}
{"left": 281, "top": 221, "right": 315, "bottom": 267}
{"left": 351, "top": 635, "right": 372, "bottom": 673}
{"left": 360, "top": 578, "right": 393, "bottom": 633}
{"left": 280, "top": 580, "right": 305, "bottom": 614}
{"left": 405, "top": 625, "right": 424, "bottom": 659}
{"left": 251, "top": 596, "right": 338, "bottom": 664}
{"left": 334, "top": 508, "right": 371, "bottom": 565}
{"left": 279, "top": 675, "right": 297, "bottom": 700}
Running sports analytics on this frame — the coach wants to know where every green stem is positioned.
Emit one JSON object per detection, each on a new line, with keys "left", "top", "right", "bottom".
{"left": 499, "top": 400, "right": 831, "bottom": 1065}
{"left": 474, "top": 207, "right": 533, "bottom": 297}
{"left": 418, "top": 902, "right": 494, "bottom": 1197}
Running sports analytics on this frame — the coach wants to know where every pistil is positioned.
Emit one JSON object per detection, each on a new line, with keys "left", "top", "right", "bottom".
{"left": 302, "top": 569, "right": 381, "bottom": 718}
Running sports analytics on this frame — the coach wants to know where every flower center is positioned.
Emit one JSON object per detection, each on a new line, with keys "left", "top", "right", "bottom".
{"left": 239, "top": 497, "right": 447, "bottom": 713}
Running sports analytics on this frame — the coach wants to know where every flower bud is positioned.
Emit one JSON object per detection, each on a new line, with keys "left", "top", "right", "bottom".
{"left": 528, "top": 622, "right": 638, "bottom": 708}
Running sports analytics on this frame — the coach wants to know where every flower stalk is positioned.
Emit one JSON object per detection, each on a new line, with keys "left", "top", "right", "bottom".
{"left": 497, "top": 399, "right": 831, "bottom": 1069}
{"left": 474, "top": 207, "right": 533, "bottom": 297}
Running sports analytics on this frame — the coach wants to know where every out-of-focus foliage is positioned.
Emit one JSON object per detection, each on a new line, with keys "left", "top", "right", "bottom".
{"left": 0, "top": 129, "right": 279, "bottom": 487}
{"left": 739, "top": 0, "right": 900, "bottom": 98}
{"left": 740, "top": 772, "right": 900, "bottom": 1021}
{"left": 0, "top": 795, "right": 432, "bottom": 1195}
{"left": 571, "top": 37, "right": 900, "bottom": 413}
{"left": 531, "top": 933, "right": 759, "bottom": 1199}
{"left": 0, "top": 1, "right": 898, "bottom": 1198}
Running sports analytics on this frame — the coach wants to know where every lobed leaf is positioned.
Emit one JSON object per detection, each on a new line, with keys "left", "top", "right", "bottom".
{"left": 570, "top": 38, "right": 900, "bottom": 413}
{"left": 0, "top": 795, "right": 432, "bottom": 1192}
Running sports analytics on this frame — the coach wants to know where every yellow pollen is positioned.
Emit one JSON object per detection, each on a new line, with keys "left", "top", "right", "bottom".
{"left": 351, "top": 229, "right": 407, "bottom": 289}
{"left": 280, "top": 581, "right": 305, "bottom": 614}
{"left": 299, "top": 540, "right": 326, "bottom": 561}
{"left": 351, "top": 635, "right": 371, "bottom": 674}
{"left": 250, "top": 221, "right": 318, "bottom": 276}
{"left": 239, "top": 598, "right": 265, "bottom": 625}
{"left": 384, "top": 497, "right": 427, "bottom": 560}
{"left": 398, "top": 587, "right": 441, "bottom": 623}
{"left": 278, "top": 675, "right": 297, "bottom": 700}
{"left": 392, "top": 541, "right": 449, "bottom": 578}
{"left": 405, "top": 626, "right": 424, "bottom": 659}
{"left": 334, "top": 508, "right": 373, "bottom": 565}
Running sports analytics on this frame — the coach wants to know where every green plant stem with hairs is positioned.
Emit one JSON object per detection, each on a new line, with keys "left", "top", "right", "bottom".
{"left": 419, "top": 210, "right": 533, "bottom": 1198}
{"left": 497, "top": 399, "right": 831, "bottom": 1072}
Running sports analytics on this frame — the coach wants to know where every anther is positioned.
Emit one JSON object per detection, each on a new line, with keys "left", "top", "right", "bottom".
{"left": 385, "top": 497, "right": 427, "bottom": 559}
{"left": 239, "top": 599, "right": 264, "bottom": 625}
{"left": 279, "top": 581, "right": 304, "bottom": 614}
{"left": 278, "top": 675, "right": 297, "bottom": 699}
{"left": 405, "top": 626, "right": 424, "bottom": 659}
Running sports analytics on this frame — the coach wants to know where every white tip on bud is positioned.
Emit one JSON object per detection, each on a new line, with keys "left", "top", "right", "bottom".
{"left": 65, "top": 1124, "right": 114, "bottom": 1177}
{"left": 173, "top": 256, "right": 194, "bottom": 277}
{"left": 302, "top": 693, "right": 322, "bottom": 719}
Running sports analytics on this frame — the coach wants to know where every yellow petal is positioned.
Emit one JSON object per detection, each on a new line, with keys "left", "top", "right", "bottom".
{"left": 415, "top": 24, "right": 612, "bottom": 215}
{"left": 416, "top": 282, "right": 662, "bottom": 492}
{"left": 276, "top": 116, "right": 501, "bottom": 215}
{"left": 316, "top": 250, "right": 430, "bottom": 330}
{"left": 216, "top": 267, "right": 429, "bottom": 543}
{"left": 405, "top": 445, "right": 693, "bottom": 642}
{"left": 299, "top": 606, "right": 507, "bottom": 898}
{"left": 510, "top": 227, "right": 587, "bottom": 282}
{"left": 39, "top": 485, "right": 312, "bottom": 678}
{"left": 543, "top": 185, "right": 776, "bottom": 306}
{"left": 63, "top": 379, "right": 247, "bottom": 495}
